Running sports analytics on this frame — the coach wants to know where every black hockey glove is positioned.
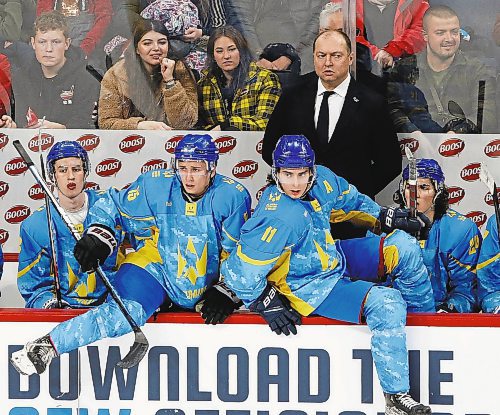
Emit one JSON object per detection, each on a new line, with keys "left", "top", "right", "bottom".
{"left": 197, "top": 282, "right": 242, "bottom": 325}
{"left": 379, "top": 207, "right": 428, "bottom": 235}
{"left": 74, "top": 224, "right": 117, "bottom": 272}
{"left": 249, "top": 283, "right": 302, "bottom": 336}
{"left": 436, "top": 303, "right": 458, "bottom": 313}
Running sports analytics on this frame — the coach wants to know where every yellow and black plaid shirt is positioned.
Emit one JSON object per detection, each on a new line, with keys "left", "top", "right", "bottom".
{"left": 198, "top": 62, "right": 282, "bottom": 131}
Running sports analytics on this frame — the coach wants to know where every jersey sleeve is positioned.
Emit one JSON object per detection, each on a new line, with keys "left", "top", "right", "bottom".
{"left": 221, "top": 214, "right": 294, "bottom": 306}
{"left": 88, "top": 172, "right": 158, "bottom": 237}
{"left": 444, "top": 217, "right": 482, "bottom": 312}
{"left": 320, "top": 167, "right": 381, "bottom": 229}
{"left": 477, "top": 216, "right": 500, "bottom": 307}
{"left": 17, "top": 217, "right": 55, "bottom": 308}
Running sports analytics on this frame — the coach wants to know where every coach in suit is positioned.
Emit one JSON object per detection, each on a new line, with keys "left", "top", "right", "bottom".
{"left": 262, "top": 29, "right": 402, "bottom": 238}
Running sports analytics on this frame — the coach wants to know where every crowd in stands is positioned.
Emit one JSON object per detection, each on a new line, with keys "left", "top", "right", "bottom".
{"left": 0, "top": 1, "right": 498, "bottom": 319}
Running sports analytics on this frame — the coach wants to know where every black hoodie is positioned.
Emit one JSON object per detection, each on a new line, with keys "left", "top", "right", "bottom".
{"left": 12, "top": 47, "right": 99, "bottom": 128}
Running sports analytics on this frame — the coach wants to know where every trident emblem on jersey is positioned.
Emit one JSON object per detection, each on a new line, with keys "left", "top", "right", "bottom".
{"left": 177, "top": 238, "right": 208, "bottom": 284}
{"left": 313, "top": 231, "right": 338, "bottom": 271}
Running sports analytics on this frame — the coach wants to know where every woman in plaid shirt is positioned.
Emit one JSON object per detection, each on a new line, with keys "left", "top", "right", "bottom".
{"left": 198, "top": 25, "right": 282, "bottom": 131}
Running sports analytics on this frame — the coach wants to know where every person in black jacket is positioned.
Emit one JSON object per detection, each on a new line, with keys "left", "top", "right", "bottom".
{"left": 10, "top": 11, "right": 99, "bottom": 129}
{"left": 263, "top": 29, "right": 401, "bottom": 239}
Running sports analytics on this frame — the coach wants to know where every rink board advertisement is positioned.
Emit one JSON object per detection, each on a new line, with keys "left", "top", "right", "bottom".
{"left": 1, "top": 129, "right": 499, "bottom": 256}
{"left": 1, "top": 313, "right": 499, "bottom": 415}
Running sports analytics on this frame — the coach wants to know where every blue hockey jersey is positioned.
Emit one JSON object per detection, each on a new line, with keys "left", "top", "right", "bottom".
{"left": 18, "top": 190, "right": 125, "bottom": 309}
{"left": 420, "top": 209, "right": 481, "bottom": 312}
{"left": 87, "top": 169, "right": 251, "bottom": 309}
{"left": 477, "top": 215, "right": 500, "bottom": 313}
{"left": 221, "top": 165, "right": 381, "bottom": 315}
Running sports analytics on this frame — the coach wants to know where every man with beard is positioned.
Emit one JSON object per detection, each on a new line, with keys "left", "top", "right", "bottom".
{"left": 388, "top": 5, "right": 497, "bottom": 133}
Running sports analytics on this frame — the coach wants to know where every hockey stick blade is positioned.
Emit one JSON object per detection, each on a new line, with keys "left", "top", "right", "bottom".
{"left": 116, "top": 328, "right": 149, "bottom": 369}
{"left": 13, "top": 139, "right": 150, "bottom": 369}
{"left": 479, "top": 164, "right": 495, "bottom": 195}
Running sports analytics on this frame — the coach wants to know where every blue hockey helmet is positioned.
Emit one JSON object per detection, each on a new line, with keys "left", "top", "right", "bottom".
{"left": 47, "top": 140, "right": 90, "bottom": 181}
{"left": 272, "top": 135, "right": 315, "bottom": 169}
{"left": 173, "top": 134, "right": 219, "bottom": 171}
{"left": 400, "top": 158, "right": 446, "bottom": 206}
{"left": 272, "top": 135, "right": 316, "bottom": 194}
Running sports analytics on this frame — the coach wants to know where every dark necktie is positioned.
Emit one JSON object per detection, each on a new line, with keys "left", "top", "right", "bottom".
{"left": 317, "top": 91, "right": 334, "bottom": 145}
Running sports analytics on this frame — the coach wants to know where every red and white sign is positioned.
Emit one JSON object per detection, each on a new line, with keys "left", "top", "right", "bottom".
{"left": 0, "top": 133, "right": 9, "bottom": 150}
{"left": 141, "top": 159, "right": 169, "bottom": 174}
{"left": 164, "top": 135, "right": 184, "bottom": 154}
{"left": 484, "top": 139, "right": 500, "bottom": 158}
{"left": 460, "top": 162, "right": 481, "bottom": 182}
{"left": 119, "top": 135, "right": 146, "bottom": 154}
{"left": 438, "top": 138, "right": 465, "bottom": 157}
{"left": 399, "top": 137, "right": 419, "bottom": 155}
{"left": 77, "top": 134, "right": 100, "bottom": 151}
{"left": 4, "top": 157, "right": 28, "bottom": 176}
{"left": 95, "top": 158, "right": 122, "bottom": 177}
{"left": 465, "top": 210, "right": 487, "bottom": 228}
{"left": 28, "top": 183, "right": 44, "bottom": 201}
{"left": 85, "top": 181, "right": 100, "bottom": 190}
{"left": 215, "top": 136, "right": 237, "bottom": 154}
{"left": 28, "top": 133, "right": 54, "bottom": 152}
{"left": 0, "top": 228, "right": 8, "bottom": 245}
{"left": 484, "top": 190, "right": 500, "bottom": 206}
{"left": 4, "top": 204, "right": 31, "bottom": 224}
{"left": 232, "top": 160, "right": 259, "bottom": 179}
{"left": 447, "top": 186, "right": 465, "bottom": 205}
{"left": 0, "top": 181, "right": 9, "bottom": 198}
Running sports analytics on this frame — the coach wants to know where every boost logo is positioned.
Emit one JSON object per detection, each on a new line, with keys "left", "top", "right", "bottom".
{"left": 28, "top": 133, "right": 54, "bottom": 152}
{"left": 77, "top": 134, "right": 100, "bottom": 151}
{"left": 0, "top": 133, "right": 9, "bottom": 150}
{"left": 438, "top": 138, "right": 465, "bottom": 157}
{"left": 256, "top": 185, "right": 267, "bottom": 201}
{"left": 120, "top": 134, "right": 146, "bottom": 153}
{"left": 85, "top": 181, "right": 100, "bottom": 190}
{"left": 0, "top": 181, "right": 9, "bottom": 198}
{"left": 95, "top": 158, "right": 122, "bottom": 177}
{"left": 484, "top": 139, "right": 500, "bottom": 158}
{"left": 0, "top": 229, "right": 9, "bottom": 245}
{"left": 215, "top": 136, "right": 236, "bottom": 154}
{"left": 5, "top": 205, "right": 31, "bottom": 224}
{"left": 460, "top": 162, "right": 481, "bottom": 182}
{"left": 232, "top": 160, "right": 258, "bottom": 179}
{"left": 255, "top": 139, "right": 263, "bottom": 155}
{"left": 465, "top": 211, "right": 487, "bottom": 228}
{"left": 28, "top": 183, "right": 45, "bottom": 200}
{"left": 165, "top": 135, "right": 184, "bottom": 154}
{"left": 484, "top": 190, "right": 500, "bottom": 206}
{"left": 141, "top": 159, "right": 169, "bottom": 173}
{"left": 447, "top": 186, "right": 465, "bottom": 205}
{"left": 4, "top": 157, "right": 28, "bottom": 176}
{"left": 399, "top": 138, "right": 419, "bottom": 155}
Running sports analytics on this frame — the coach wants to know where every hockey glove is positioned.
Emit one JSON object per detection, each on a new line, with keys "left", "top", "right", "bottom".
{"left": 379, "top": 207, "right": 428, "bottom": 235}
{"left": 249, "top": 283, "right": 302, "bottom": 336}
{"left": 197, "top": 282, "right": 242, "bottom": 325}
{"left": 436, "top": 303, "right": 458, "bottom": 313}
{"left": 43, "top": 298, "right": 72, "bottom": 309}
{"left": 74, "top": 224, "right": 117, "bottom": 272}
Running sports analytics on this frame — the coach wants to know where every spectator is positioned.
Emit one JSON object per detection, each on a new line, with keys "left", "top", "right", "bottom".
{"left": 198, "top": 25, "right": 281, "bottom": 131}
{"left": 0, "top": 52, "right": 12, "bottom": 119}
{"left": 221, "top": 135, "right": 432, "bottom": 415}
{"left": 17, "top": 141, "right": 126, "bottom": 309}
{"left": 226, "top": 0, "right": 329, "bottom": 74}
{"left": 493, "top": 13, "right": 500, "bottom": 46}
{"left": 0, "top": 0, "right": 37, "bottom": 42}
{"left": 98, "top": 18, "right": 198, "bottom": 130}
{"left": 37, "top": 0, "right": 112, "bottom": 58}
{"left": 394, "top": 158, "right": 481, "bottom": 313}
{"left": 11, "top": 11, "right": 99, "bottom": 129}
{"left": 388, "top": 5, "right": 498, "bottom": 133}
{"left": 477, "top": 215, "right": 500, "bottom": 314}
{"left": 11, "top": 134, "right": 252, "bottom": 376}
{"left": 356, "top": 0, "right": 429, "bottom": 70}
{"left": 263, "top": 29, "right": 401, "bottom": 239}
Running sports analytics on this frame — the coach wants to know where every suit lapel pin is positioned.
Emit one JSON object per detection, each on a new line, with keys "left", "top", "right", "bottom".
{"left": 353, "top": 96, "right": 359, "bottom": 102}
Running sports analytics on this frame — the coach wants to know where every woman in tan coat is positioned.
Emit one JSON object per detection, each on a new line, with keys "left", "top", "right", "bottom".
{"left": 98, "top": 19, "right": 198, "bottom": 130}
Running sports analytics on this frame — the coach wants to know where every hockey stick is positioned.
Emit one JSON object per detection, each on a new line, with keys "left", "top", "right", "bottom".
{"left": 476, "top": 80, "right": 485, "bottom": 134}
{"left": 404, "top": 146, "right": 420, "bottom": 239}
{"left": 13, "top": 140, "right": 148, "bottom": 369}
{"left": 37, "top": 118, "right": 63, "bottom": 308}
{"left": 479, "top": 163, "right": 500, "bottom": 238}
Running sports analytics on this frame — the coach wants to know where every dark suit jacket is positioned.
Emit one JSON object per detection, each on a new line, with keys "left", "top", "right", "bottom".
{"left": 263, "top": 72, "right": 401, "bottom": 200}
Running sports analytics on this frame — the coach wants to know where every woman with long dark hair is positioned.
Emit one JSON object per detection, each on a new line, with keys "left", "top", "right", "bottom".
{"left": 198, "top": 25, "right": 281, "bottom": 131}
{"left": 98, "top": 19, "right": 198, "bottom": 130}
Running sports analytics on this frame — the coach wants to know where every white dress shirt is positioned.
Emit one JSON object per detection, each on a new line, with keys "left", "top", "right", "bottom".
{"left": 314, "top": 74, "right": 351, "bottom": 143}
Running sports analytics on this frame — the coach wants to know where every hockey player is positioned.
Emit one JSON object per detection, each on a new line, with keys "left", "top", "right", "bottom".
{"left": 222, "top": 135, "right": 433, "bottom": 415}
{"left": 477, "top": 215, "right": 500, "bottom": 313}
{"left": 394, "top": 158, "right": 481, "bottom": 313}
{"left": 17, "top": 141, "right": 125, "bottom": 309}
{"left": 11, "top": 134, "right": 251, "bottom": 376}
